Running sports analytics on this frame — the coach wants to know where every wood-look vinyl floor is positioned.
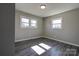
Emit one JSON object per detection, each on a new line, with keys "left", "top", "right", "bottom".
{"left": 15, "top": 38, "right": 79, "bottom": 56}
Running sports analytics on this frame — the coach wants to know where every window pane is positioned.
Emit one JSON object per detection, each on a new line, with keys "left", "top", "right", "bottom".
{"left": 31, "top": 23, "right": 36, "bottom": 27}
{"left": 21, "top": 18, "right": 29, "bottom": 23}
{"left": 53, "top": 24, "right": 61, "bottom": 29}
{"left": 52, "top": 18, "right": 62, "bottom": 29}
{"left": 52, "top": 18, "right": 62, "bottom": 24}
{"left": 57, "top": 24, "right": 61, "bottom": 28}
{"left": 53, "top": 25, "right": 56, "bottom": 28}
{"left": 31, "top": 20, "right": 37, "bottom": 24}
{"left": 21, "top": 23, "right": 29, "bottom": 28}
{"left": 31, "top": 23, "right": 37, "bottom": 28}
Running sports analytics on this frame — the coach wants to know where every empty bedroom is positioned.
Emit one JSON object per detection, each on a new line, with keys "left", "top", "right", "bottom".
{"left": 15, "top": 3, "right": 79, "bottom": 56}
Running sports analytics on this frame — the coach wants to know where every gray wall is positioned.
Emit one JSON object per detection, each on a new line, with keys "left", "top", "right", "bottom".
{"left": 0, "top": 4, "right": 15, "bottom": 56}
{"left": 15, "top": 8, "right": 79, "bottom": 46}
{"left": 15, "top": 10, "right": 43, "bottom": 42}
{"left": 44, "top": 8, "right": 79, "bottom": 45}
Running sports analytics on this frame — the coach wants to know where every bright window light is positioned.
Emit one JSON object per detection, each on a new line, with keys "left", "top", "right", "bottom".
{"left": 31, "top": 45, "right": 45, "bottom": 55}
{"left": 31, "top": 23, "right": 36, "bottom": 27}
{"left": 21, "top": 23, "right": 29, "bottom": 28}
{"left": 21, "top": 18, "right": 29, "bottom": 23}
{"left": 31, "top": 20, "right": 37, "bottom": 28}
{"left": 39, "top": 43, "right": 51, "bottom": 50}
{"left": 21, "top": 17, "right": 29, "bottom": 28}
{"left": 52, "top": 18, "right": 62, "bottom": 29}
{"left": 52, "top": 19, "right": 61, "bottom": 24}
{"left": 31, "top": 20, "right": 36, "bottom": 24}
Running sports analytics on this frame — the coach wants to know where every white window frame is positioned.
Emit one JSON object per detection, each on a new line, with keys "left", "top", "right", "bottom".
{"left": 52, "top": 17, "right": 62, "bottom": 29}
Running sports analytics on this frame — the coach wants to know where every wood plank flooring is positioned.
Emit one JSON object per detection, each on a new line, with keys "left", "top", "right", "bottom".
{"left": 15, "top": 38, "right": 79, "bottom": 56}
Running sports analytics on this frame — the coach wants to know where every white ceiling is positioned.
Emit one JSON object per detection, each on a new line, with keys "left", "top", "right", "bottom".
{"left": 16, "top": 3, "right": 79, "bottom": 17}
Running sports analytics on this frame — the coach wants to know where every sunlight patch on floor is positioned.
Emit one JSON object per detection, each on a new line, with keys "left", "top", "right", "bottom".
{"left": 39, "top": 43, "right": 51, "bottom": 50}
{"left": 31, "top": 45, "right": 46, "bottom": 55}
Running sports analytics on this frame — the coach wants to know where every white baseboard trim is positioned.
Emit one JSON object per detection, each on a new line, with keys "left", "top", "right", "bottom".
{"left": 44, "top": 36, "right": 79, "bottom": 47}
{"left": 15, "top": 36, "right": 42, "bottom": 42}
{"left": 15, "top": 36, "right": 79, "bottom": 47}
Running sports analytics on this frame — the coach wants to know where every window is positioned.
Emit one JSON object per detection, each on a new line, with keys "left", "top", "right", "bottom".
{"left": 52, "top": 18, "right": 62, "bottom": 29}
{"left": 21, "top": 17, "right": 29, "bottom": 28}
{"left": 20, "top": 16, "right": 37, "bottom": 28}
{"left": 31, "top": 20, "right": 37, "bottom": 28}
